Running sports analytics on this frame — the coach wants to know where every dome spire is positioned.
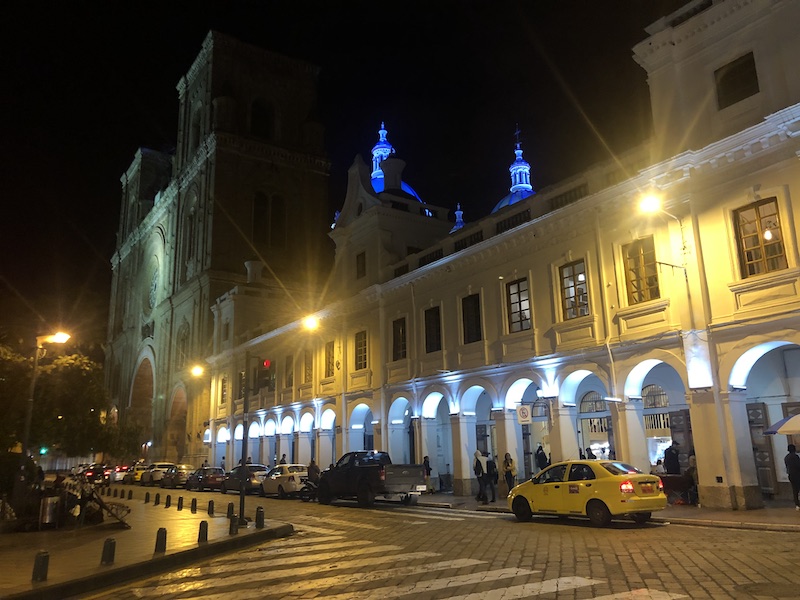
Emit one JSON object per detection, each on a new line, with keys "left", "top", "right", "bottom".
{"left": 371, "top": 121, "right": 394, "bottom": 179}
{"left": 509, "top": 124, "right": 533, "bottom": 194}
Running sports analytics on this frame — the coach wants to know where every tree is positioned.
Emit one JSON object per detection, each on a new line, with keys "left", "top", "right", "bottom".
{"left": 0, "top": 345, "right": 30, "bottom": 452}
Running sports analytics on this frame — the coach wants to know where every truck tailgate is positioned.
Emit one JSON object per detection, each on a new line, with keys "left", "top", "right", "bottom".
{"left": 383, "top": 464, "right": 426, "bottom": 493}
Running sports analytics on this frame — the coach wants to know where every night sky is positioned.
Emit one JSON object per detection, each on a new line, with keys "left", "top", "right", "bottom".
{"left": 0, "top": 0, "right": 687, "bottom": 352}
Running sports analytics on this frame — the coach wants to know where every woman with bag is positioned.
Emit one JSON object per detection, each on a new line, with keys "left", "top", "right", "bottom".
{"left": 502, "top": 452, "right": 517, "bottom": 493}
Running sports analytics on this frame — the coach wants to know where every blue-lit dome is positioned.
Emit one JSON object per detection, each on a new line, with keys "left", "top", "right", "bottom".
{"left": 491, "top": 141, "right": 535, "bottom": 213}
{"left": 370, "top": 123, "right": 424, "bottom": 203}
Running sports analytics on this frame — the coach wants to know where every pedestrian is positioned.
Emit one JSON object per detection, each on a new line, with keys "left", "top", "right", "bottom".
{"left": 585, "top": 447, "right": 596, "bottom": 460}
{"left": 535, "top": 445, "right": 548, "bottom": 471}
{"left": 202, "top": 459, "right": 209, "bottom": 468}
{"left": 651, "top": 459, "right": 666, "bottom": 474}
{"left": 221, "top": 457, "right": 226, "bottom": 471}
{"left": 485, "top": 453, "right": 498, "bottom": 502}
{"left": 473, "top": 450, "right": 488, "bottom": 504}
{"left": 279, "top": 454, "right": 287, "bottom": 464}
{"left": 664, "top": 441, "right": 681, "bottom": 474}
{"left": 307, "top": 459, "right": 321, "bottom": 484}
{"left": 36, "top": 465, "right": 45, "bottom": 489}
{"left": 684, "top": 455, "right": 699, "bottom": 505}
{"left": 502, "top": 452, "right": 517, "bottom": 492}
{"left": 246, "top": 456, "right": 252, "bottom": 464}
{"left": 423, "top": 456, "right": 433, "bottom": 493}
{"left": 785, "top": 444, "right": 800, "bottom": 511}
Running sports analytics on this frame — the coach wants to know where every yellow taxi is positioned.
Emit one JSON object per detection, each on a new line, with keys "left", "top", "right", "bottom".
{"left": 507, "top": 459, "right": 667, "bottom": 527}
{"left": 123, "top": 464, "right": 149, "bottom": 484}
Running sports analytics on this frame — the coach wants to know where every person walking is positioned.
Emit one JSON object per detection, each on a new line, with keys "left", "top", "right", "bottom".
{"left": 473, "top": 450, "right": 488, "bottom": 504}
{"left": 664, "top": 441, "right": 681, "bottom": 474}
{"left": 785, "top": 444, "right": 800, "bottom": 511}
{"left": 485, "top": 453, "right": 498, "bottom": 502}
{"left": 502, "top": 452, "right": 517, "bottom": 493}
{"left": 220, "top": 457, "right": 226, "bottom": 472}
{"left": 535, "top": 445, "right": 548, "bottom": 471}
{"left": 423, "top": 456, "right": 433, "bottom": 493}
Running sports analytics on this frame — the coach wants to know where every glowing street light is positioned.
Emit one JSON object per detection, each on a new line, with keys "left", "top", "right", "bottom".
{"left": 302, "top": 315, "right": 320, "bottom": 331}
{"left": 190, "top": 364, "right": 205, "bottom": 377}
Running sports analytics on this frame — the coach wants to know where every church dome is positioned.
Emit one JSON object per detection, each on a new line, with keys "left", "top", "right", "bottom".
{"left": 491, "top": 140, "right": 535, "bottom": 213}
{"left": 370, "top": 123, "right": 424, "bottom": 203}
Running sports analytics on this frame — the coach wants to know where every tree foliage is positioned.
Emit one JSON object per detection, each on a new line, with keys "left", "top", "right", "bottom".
{"left": 0, "top": 345, "right": 30, "bottom": 452}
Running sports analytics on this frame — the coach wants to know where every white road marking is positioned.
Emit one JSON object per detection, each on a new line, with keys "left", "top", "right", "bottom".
{"left": 236, "top": 538, "right": 369, "bottom": 558}
{"left": 591, "top": 590, "right": 688, "bottom": 599}
{"left": 130, "top": 551, "right": 440, "bottom": 597}
{"left": 291, "top": 524, "right": 348, "bottom": 536}
{"left": 446, "top": 576, "right": 603, "bottom": 599}
{"left": 300, "top": 515, "right": 383, "bottom": 529}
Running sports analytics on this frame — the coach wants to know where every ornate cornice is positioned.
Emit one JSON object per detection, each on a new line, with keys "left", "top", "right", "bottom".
{"left": 214, "top": 132, "right": 330, "bottom": 174}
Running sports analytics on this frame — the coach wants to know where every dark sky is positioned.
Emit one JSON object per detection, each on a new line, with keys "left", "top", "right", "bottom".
{"left": 0, "top": 0, "right": 687, "bottom": 352}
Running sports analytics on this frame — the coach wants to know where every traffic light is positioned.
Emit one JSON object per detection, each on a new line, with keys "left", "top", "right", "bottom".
{"left": 256, "top": 358, "right": 275, "bottom": 392}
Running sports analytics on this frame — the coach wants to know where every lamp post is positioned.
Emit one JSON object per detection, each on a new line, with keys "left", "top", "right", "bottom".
{"left": 13, "top": 332, "right": 70, "bottom": 507}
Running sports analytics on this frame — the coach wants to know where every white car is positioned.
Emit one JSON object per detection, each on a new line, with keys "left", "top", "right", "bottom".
{"left": 140, "top": 462, "right": 175, "bottom": 486}
{"left": 261, "top": 464, "right": 308, "bottom": 498}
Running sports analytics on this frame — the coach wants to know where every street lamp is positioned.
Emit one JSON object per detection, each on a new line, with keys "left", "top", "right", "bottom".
{"left": 302, "top": 315, "right": 320, "bottom": 331}
{"left": 13, "top": 331, "right": 70, "bottom": 507}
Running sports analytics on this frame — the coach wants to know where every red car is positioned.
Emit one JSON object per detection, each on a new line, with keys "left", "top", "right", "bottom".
{"left": 186, "top": 467, "right": 225, "bottom": 491}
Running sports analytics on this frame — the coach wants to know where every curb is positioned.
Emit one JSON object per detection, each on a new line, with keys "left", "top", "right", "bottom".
{"left": 4, "top": 523, "right": 294, "bottom": 600}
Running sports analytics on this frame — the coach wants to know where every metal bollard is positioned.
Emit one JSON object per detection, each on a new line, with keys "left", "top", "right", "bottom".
{"left": 113, "top": 488, "right": 118, "bottom": 498}
{"left": 154, "top": 492, "right": 160, "bottom": 506}
{"left": 32, "top": 550, "right": 49, "bottom": 583}
{"left": 191, "top": 498, "right": 197, "bottom": 513}
{"left": 177, "top": 496, "right": 184, "bottom": 511}
{"left": 226, "top": 502, "right": 234, "bottom": 519}
{"left": 207, "top": 500, "right": 215, "bottom": 516}
{"left": 229, "top": 516, "right": 239, "bottom": 535}
{"left": 255, "top": 506, "right": 264, "bottom": 529}
{"left": 154, "top": 527, "right": 167, "bottom": 553}
{"left": 128, "top": 490, "right": 133, "bottom": 500}
{"left": 100, "top": 538, "right": 116, "bottom": 565}
{"left": 144, "top": 491, "right": 150, "bottom": 504}
{"left": 164, "top": 494, "right": 171, "bottom": 508}
{"left": 198, "top": 520, "right": 208, "bottom": 543}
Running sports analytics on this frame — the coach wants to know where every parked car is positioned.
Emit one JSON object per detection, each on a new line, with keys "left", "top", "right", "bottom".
{"left": 140, "top": 462, "right": 175, "bottom": 486}
{"left": 220, "top": 464, "right": 269, "bottom": 494}
{"left": 160, "top": 464, "right": 195, "bottom": 488}
{"left": 71, "top": 463, "right": 91, "bottom": 475}
{"left": 111, "top": 465, "right": 130, "bottom": 482}
{"left": 186, "top": 467, "right": 225, "bottom": 491}
{"left": 82, "top": 464, "right": 111, "bottom": 486}
{"left": 507, "top": 459, "right": 667, "bottom": 527}
{"left": 261, "top": 464, "right": 308, "bottom": 498}
{"left": 123, "top": 464, "right": 149, "bottom": 484}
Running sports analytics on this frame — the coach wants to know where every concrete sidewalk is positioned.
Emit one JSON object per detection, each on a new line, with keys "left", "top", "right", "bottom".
{"left": 0, "top": 487, "right": 292, "bottom": 600}
{"left": 418, "top": 490, "right": 800, "bottom": 532}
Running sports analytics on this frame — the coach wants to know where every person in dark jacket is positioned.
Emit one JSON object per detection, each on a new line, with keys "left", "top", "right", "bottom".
{"left": 473, "top": 450, "right": 488, "bottom": 504}
{"left": 664, "top": 442, "right": 681, "bottom": 474}
{"left": 535, "top": 446, "right": 548, "bottom": 471}
{"left": 485, "top": 453, "right": 498, "bottom": 503}
{"left": 785, "top": 444, "right": 800, "bottom": 510}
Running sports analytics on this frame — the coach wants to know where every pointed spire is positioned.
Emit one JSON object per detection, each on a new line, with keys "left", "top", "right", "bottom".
{"left": 450, "top": 203, "right": 465, "bottom": 234}
{"left": 371, "top": 121, "right": 395, "bottom": 179}
{"left": 509, "top": 126, "right": 533, "bottom": 194}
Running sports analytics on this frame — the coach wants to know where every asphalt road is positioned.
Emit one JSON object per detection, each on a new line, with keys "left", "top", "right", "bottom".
{"left": 84, "top": 490, "right": 800, "bottom": 599}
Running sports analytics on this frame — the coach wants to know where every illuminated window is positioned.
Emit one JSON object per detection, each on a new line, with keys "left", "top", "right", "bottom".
{"left": 642, "top": 384, "right": 669, "bottom": 409}
{"left": 715, "top": 52, "right": 759, "bottom": 110}
{"left": 506, "top": 278, "right": 531, "bottom": 333}
{"left": 424, "top": 306, "right": 442, "bottom": 353}
{"left": 355, "top": 331, "right": 368, "bottom": 370}
{"left": 392, "top": 318, "right": 407, "bottom": 361}
{"left": 220, "top": 376, "right": 228, "bottom": 405}
{"left": 285, "top": 355, "right": 293, "bottom": 388}
{"left": 324, "top": 341, "right": 335, "bottom": 378}
{"left": 462, "top": 293, "right": 482, "bottom": 344}
{"left": 734, "top": 197, "right": 787, "bottom": 278}
{"left": 560, "top": 260, "right": 589, "bottom": 320}
{"left": 356, "top": 252, "right": 366, "bottom": 279}
{"left": 303, "top": 349, "right": 313, "bottom": 384}
{"left": 623, "top": 237, "right": 659, "bottom": 304}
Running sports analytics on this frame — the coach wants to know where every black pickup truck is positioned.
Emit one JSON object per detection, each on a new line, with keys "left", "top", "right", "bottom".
{"left": 317, "top": 451, "right": 426, "bottom": 507}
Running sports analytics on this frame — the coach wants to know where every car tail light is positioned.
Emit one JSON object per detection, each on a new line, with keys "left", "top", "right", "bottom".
{"left": 104, "top": 469, "right": 112, "bottom": 476}
{"left": 85, "top": 470, "right": 94, "bottom": 477}
{"left": 657, "top": 479, "right": 664, "bottom": 491}
{"left": 620, "top": 480, "right": 635, "bottom": 493}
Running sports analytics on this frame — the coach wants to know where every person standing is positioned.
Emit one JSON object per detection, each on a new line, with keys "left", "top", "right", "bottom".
{"left": 221, "top": 457, "right": 226, "bottom": 472}
{"left": 502, "top": 452, "right": 517, "bottom": 493}
{"left": 423, "top": 456, "right": 433, "bottom": 493}
{"left": 279, "top": 454, "right": 287, "bottom": 464}
{"left": 485, "top": 453, "right": 498, "bottom": 503}
{"left": 664, "top": 441, "right": 681, "bottom": 474}
{"left": 585, "top": 447, "right": 596, "bottom": 460}
{"left": 785, "top": 444, "right": 800, "bottom": 511}
{"left": 535, "top": 445, "right": 548, "bottom": 471}
{"left": 307, "top": 459, "right": 321, "bottom": 484}
{"left": 473, "top": 450, "right": 488, "bottom": 504}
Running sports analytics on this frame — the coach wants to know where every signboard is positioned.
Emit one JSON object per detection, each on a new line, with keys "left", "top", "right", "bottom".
{"left": 516, "top": 405, "right": 532, "bottom": 425}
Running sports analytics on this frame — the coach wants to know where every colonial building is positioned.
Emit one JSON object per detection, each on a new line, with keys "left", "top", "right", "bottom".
{"left": 105, "top": 31, "right": 330, "bottom": 465}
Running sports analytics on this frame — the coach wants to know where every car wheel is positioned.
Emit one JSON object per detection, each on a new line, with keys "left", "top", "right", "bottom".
{"left": 587, "top": 500, "right": 612, "bottom": 527}
{"left": 220, "top": 484, "right": 227, "bottom": 494}
{"left": 512, "top": 496, "right": 533, "bottom": 522}
{"left": 357, "top": 482, "right": 375, "bottom": 508}
{"left": 277, "top": 485, "right": 287, "bottom": 499}
{"left": 318, "top": 482, "right": 333, "bottom": 505}
{"left": 140, "top": 478, "right": 146, "bottom": 486}
{"left": 631, "top": 512, "right": 651, "bottom": 525}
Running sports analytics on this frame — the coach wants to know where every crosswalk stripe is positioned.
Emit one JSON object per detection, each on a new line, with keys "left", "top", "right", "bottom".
{"left": 591, "top": 590, "right": 688, "bottom": 599}
{"left": 375, "top": 508, "right": 464, "bottom": 521}
{"left": 319, "top": 567, "right": 540, "bottom": 600}
{"left": 389, "top": 506, "right": 505, "bottom": 520}
{"left": 237, "top": 538, "right": 370, "bottom": 558}
{"left": 160, "top": 558, "right": 486, "bottom": 600}
{"left": 445, "top": 576, "right": 603, "bottom": 600}
{"left": 301, "top": 515, "right": 382, "bottom": 529}
{"left": 130, "top": 551, "right": 441, "bottom": 597}
{"left": 292, "top": 525, "right": 348, "bottom": 536}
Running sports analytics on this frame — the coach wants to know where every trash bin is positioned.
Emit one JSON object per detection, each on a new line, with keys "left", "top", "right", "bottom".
{"left": 39, "top": 496, "right": 60, "bottom": 528}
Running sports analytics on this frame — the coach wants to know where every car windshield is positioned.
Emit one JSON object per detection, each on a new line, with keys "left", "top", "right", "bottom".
{"left": 601, "top": 462, "right": 643, "bottom": 476}
{"left": 288, "top": 466, "right": 305, "bottom": 473}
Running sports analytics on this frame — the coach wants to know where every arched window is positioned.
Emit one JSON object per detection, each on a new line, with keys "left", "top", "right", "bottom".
{"left": 642, "top": 384, "right": 669, "bottom": 409}
{"left": 580, "top": 391, "right": 607, "bottom": 414}
{"left": 176, "top": 324, "right": 190, "bottom": 370}
{"left": 251, "top": 98, "right": 275, "bottom": 140}
{"left": 253, "top": 192, "right": 287, "bottom": 249}
{"left": 188, "top": 106, "right": 203, "bottom": 156}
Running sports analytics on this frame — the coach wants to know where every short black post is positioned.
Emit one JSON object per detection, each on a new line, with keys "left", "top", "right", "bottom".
{"left": 177, "top": 496, "right": 184, "bottom": 511}
{"left": 226, "top": 502, "right": 234, "bottom": 519}
{"left": 154, "top": 492, "right": 160, "bottom": 506}
{"left": 255, "top": 506, "right": 264, "bottom": 529}
{"left": 113, "top": 488, "right": 118, "bottom": 498}
{"left": 207, "top": 500, "right": 214, "bottom": 516}
{"left": 31, "top": 550, "right": 49, "bottom": 583}
{"left": 100, "top": 538, "right": 116, "bottom": 565}
{"left": 144, "top": 491, "right": 150, "bottom": 504}
{"left": 190, "top": 498, "right": 197, "bottom": 513}
{"left": 198, "top": 520, "right": 208, "bottom": 543}
{"left": 164, "top": 494, "right": 171, "bottom": 508}
{"left": 229, "top": 516, "right": 238, "bottom": 535}
{"left": 128, "top": 490, "right": 133, "bottom": 500}
{"left": 154, "top": 527, "right": 167, "bottom": 553}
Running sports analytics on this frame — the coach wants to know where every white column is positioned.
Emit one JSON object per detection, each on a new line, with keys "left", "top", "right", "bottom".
{"left": 548, "top": 400, "right": 579, "bottom": 462}
{"left": 492, "top": 409, "right": 521, "bottom": 495}
{"left": 610, "top": 399, "right": 648, "bottom": 472}
{"left": 450, "top": 414, "right": 475, "bottom": 496}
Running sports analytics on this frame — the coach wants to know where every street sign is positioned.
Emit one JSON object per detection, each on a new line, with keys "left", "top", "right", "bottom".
{"left": 516, "top": 405, "right": 531, "bottom": 424}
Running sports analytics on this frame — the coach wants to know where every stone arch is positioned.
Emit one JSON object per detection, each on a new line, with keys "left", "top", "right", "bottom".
{"left": 388, "top": 396, "right": 413, "bottom": 463}
{"left": 458, "top": 379, "right": 499, "bottom": 413}
{"left": 348, "top": 402, "right": 374, "bottom": 451}
{"left": 318, "top": 407, "right": 337, "bottom": 468}
{"left": 421, "top": 386, "right": 454, "bottom": 418}
{"left": 129, "top": 350, "right": 155, "bottom": 447}
{"left": 166, "top": 385, "right": 188, "bottom": 462}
